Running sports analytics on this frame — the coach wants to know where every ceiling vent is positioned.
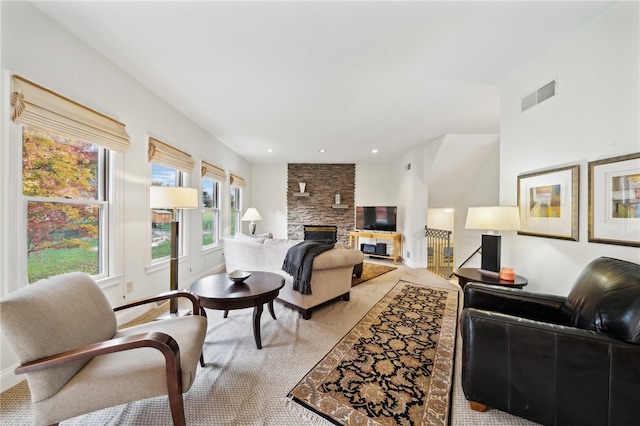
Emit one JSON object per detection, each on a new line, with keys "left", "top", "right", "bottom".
{"left": 521, "top": 80, "right": 557, "bottom": 112}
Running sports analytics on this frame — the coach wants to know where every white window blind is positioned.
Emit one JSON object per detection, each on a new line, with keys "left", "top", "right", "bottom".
{"left": 230, "top": 173, "right": 246, "bottom": 188}
{"left": 201, "top": 161, "right": 227, "bottom": 181}
{"left": 148, "top": 137, "right": 194, "bottom": 172}
{"left": 11, "top": 75, "right": 130, "bottom": 152}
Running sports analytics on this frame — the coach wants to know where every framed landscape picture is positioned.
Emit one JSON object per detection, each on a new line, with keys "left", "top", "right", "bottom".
{"left": 588, "top": 152, "right": 640, "bottom": 247}
{"left": 517, "top": 165, "right": 579, "bottom": 241}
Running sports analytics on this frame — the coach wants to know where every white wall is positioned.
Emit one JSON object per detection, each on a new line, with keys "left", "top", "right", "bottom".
{"left": 0, "top": 1, "right": 249, "bottom": 390}
{"left": 354, "top": 163, "right": 391, "bottom": 206}
{"left": 500, "top": 1, "right": 640, "bottom": 295}
{"left": 248, "top": 164, "right": 288, "bottom": 238}
{"left": 427, "top": 208, "right": 455, "bottom": 244}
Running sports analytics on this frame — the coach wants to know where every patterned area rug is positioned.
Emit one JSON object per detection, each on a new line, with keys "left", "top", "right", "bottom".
{"left": 352, "top": 262, "right": 397, "bottom": 287}
{"left": 288, "top": 280, "right": 459, "bottom": 425}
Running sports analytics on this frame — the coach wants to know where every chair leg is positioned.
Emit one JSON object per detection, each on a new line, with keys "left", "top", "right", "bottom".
{"left": 167, "top": 389, "right": 186, "bottom": 426}
{"left": 469, "top": 401, "right": 489, "bottom": 412}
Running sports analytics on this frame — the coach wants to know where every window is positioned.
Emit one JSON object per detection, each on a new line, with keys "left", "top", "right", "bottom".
{"left": 150, "top": 164, "right": 185, "bottom": 260}
{"left": 148, "top": 138, "right": 194, "bottom": 261}
{"left": 229, "top": 174, "right": 245, "bottom": 236}
{"left": 12, "top": 75, "right": 130, "bottom": 283}
{"left": 22, "top": 126, "right": 107, "bottom": 283}
{"left": 230, "top": 186, "right": 242, "bottom": 236}
{"left": 201, "top": 161, "right": 225, "bottom": 248}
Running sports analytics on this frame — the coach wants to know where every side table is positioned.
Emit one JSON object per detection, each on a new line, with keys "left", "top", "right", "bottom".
{"left": 453, "top": 267, "right": 528, "bottom": 290}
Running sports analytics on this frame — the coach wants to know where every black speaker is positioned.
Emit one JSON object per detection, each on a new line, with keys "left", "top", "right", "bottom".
{"left": 375, "top": 243, "right": 387, "bottom": 254}
{"left": 361, "top": 243, "right": 376, "bottom": 254}
{"left": 481, "top": 234, "right": 501, "bottom": 273}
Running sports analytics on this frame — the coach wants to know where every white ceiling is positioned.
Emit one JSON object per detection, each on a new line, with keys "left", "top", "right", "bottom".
{"left": 32, "top": 0, "right": 615, "bottom": 164}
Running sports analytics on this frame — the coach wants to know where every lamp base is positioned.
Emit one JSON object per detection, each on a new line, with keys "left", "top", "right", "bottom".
{"left": 480, "top": 234, "right": 501, "bottom": 273}
{"left": 249, "top": 222, "right": 257, "bottom": 235}
{"left": 155, "top": 308, "right": 191, "bottom": 321}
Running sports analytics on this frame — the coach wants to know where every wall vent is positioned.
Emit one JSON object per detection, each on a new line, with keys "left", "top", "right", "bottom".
{"left": 521, "top": 80, "right": 557, "bottom": 112}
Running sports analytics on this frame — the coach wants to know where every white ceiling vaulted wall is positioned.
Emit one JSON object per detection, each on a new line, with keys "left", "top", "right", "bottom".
{"left": 31, "top": 0, "right": 616, "bottom": 164}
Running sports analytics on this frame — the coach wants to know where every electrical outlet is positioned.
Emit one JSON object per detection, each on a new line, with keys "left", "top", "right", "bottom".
{"left": 126, "top": 281, "right": 133, "bottom": 293}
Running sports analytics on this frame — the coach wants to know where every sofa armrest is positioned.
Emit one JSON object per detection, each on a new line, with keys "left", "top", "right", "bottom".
{"left": 312, "top": 248, "right": 364, "bottom": 270}
{"left": 464, "top": 283, "right": 567, "bottom": 324}
{"left": 461, "top": 308, "right": 625, "bottom": 344}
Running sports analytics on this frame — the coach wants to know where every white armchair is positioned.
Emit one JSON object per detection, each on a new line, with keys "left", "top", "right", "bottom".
{"left": 0, "top": 272, "right": 207, "bottom": 426}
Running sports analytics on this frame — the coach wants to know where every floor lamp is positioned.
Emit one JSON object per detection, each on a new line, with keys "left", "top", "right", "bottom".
{"left": 150, "top": 186, "right": 198, "bottom": 317}
{"left": 464, "top": 206, "right": 521, "bottom": 275}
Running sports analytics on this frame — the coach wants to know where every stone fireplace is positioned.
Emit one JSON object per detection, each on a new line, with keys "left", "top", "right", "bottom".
{"left": 287, "top": 164, "right": 355, "bottom": 243}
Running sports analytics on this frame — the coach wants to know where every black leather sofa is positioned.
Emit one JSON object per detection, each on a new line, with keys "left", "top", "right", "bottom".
{"left": 460, "top": 257, "right": 640, "bottom": 426}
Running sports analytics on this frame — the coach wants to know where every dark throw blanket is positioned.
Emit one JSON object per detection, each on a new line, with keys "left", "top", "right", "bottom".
{"left": 282, "top": 240, "right": 334, "bottom": 295}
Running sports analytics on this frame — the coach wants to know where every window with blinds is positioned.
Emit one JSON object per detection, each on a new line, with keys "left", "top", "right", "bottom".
{"left": 12, "top": 75, "right": 130, "bottom": 282}
{"left": 148, "top": 137, "right": 194, "bottom": 260}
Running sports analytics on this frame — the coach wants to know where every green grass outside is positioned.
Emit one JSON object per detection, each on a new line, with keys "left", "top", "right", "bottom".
{"left": 28, "top": 247, "right": 98, "bottom": 283}
{"left": 152, "top": 241, "right": 172, "bottom": 259}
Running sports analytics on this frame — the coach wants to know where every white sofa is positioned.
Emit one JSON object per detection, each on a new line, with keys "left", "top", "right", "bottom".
{"left": 222, "top": 234, "right": 364, "bottom": 319}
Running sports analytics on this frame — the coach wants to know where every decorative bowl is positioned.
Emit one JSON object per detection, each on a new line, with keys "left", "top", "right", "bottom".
{"left": 227, "top": 270, "right": 251, "bottom": 283}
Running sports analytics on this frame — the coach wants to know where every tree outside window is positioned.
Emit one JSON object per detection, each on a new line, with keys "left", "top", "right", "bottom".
{"left": 23, "top": 125, "right": 106, "bottom": 283}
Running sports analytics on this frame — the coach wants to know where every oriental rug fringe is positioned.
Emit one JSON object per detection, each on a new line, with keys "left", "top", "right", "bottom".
{"left": 288, "top": 280, "right": 459, "bottom": 426}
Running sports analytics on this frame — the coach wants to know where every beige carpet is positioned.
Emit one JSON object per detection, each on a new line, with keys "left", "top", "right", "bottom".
{"left": 0, "top": 265, "right": 539, "bottom": 425}
{"left": 352, "top": 261, "right": 396, "bottom": 287}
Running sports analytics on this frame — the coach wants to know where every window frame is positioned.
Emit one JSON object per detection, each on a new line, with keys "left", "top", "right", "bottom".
{"left": 229, "top": 184, "right": 242, "bottom": 236}
{"left": 149, "top": 163, "right": 190, "bottom": 264}
{"left": 21, "top": 125, "right": 112, "bottom": 283}
{"left": 14, "top": 125, "right": 123, "bottom": 288}
{"left": 201, "top": 175, "right": 222, "bottom": 250}
{"left": 6, "top": 75, "right": 128, "bottom": 292}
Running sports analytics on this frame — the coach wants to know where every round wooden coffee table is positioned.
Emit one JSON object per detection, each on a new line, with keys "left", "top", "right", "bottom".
{"left": 189, "top": 271, "right": 285, "bottom": 349}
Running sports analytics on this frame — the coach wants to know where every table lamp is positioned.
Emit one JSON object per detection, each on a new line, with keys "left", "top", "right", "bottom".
{"left": 241, "top": 207, "right": 263, "bottom": 235}
{"left": 465, "top": 206, "right": 521, "bottom": 275}
{"left": 150, "top": 186, "right": 198, "bottom": 316}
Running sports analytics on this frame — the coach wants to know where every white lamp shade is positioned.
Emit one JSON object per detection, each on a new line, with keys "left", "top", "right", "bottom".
{"left": 465, "top": 206, "right": 521, "bottom": 231}
{"left": 150, "top": 186, "right": 198, "bottom": 209}
{"left": 241, "top": 207, "right": 263, "bottom": 222}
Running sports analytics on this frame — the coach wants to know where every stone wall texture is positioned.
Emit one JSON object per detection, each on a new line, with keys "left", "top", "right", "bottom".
{"left": 287, "top": 163, "right": 355, "bottom": 243}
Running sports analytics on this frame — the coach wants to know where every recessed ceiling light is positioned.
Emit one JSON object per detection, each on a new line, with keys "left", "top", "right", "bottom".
{"left": 267, "top": 148, "right": 273, "bottom": 153}
{"left": 372, "top": 149, "right": 379, "bottom": 154}
{"left": 319, "top": 149, "right": 326, "bottom": 153}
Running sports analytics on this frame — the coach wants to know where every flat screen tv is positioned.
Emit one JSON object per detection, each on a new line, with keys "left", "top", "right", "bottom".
{"left": 356, "top": 206, "right": 397, "bottom": 232}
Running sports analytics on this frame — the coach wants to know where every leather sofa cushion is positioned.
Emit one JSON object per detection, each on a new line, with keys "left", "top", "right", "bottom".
{"left": 562, "top": 257, "right": 640, "bottom": 344}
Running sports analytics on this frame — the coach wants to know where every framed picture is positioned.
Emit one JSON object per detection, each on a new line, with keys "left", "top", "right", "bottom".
{"left": 588, "top": 152, "right": 640, "bottom": 247}
{"left": 517, "top": 165, "right": 579, "bottom": 240}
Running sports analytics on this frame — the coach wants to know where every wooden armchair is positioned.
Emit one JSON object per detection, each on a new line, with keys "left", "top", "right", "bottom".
{"left": 0, "top": 272, "right": 208, "bottom": 426}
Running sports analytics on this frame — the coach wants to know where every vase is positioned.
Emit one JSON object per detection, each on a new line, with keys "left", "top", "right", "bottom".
{"left": 299, "top": 182, "right": 306, "bottom": 193}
